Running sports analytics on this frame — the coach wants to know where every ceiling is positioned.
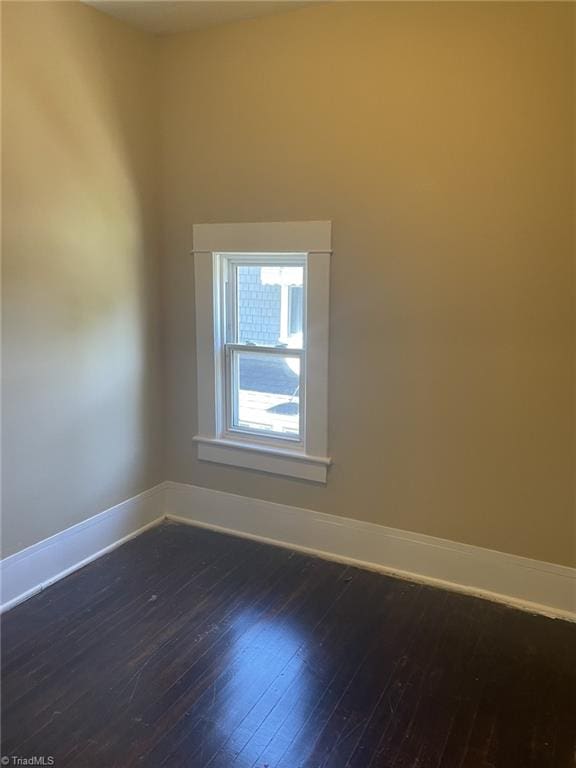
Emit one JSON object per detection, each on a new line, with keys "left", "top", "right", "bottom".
{"left": 84, "top": 1, "right": 315, "bottom": 36}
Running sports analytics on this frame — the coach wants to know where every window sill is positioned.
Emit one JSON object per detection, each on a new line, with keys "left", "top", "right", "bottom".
{"left": 193, "top": 435, "right": 331, "bottom": 483}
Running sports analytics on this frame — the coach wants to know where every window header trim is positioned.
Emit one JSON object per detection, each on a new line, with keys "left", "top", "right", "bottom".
{"left": 192, "top": 220, "right": 331, "bottom": 255}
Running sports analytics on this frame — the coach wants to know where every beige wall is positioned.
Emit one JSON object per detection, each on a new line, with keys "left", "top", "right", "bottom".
{"left": 1, "top": 2, "right": 161, "bottom": 556}
{"left": 2, "top": 1, "right": 574, "bottom": 568}
{"left": 159, "top": 2, "right": 575, "bottom": 566}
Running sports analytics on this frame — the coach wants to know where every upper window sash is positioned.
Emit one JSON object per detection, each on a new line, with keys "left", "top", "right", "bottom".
{"left": 221, "top": 253, "right": 307, "bottom": 349}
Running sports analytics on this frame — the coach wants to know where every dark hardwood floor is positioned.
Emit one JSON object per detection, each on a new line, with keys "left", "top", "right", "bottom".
{"left": 1, "top": 522, "right": 575, "bottom": 768}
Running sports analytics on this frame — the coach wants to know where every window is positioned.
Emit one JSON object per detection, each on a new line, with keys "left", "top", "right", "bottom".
{"left": 193, "top": 221, "right": 331, "bottom": 482}
{"left": 226, "top": 257, "right": 305, "bottom": 442}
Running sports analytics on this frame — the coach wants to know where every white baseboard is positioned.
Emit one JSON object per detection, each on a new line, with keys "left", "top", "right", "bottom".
{"left": 164, "top": 482, "right": 576, "bottom": 622}
{"left": 0, "top": 483, "right": 167, "bottom": 612}
{"left": 3, "top": 480, "right": 574, "bottom": 622}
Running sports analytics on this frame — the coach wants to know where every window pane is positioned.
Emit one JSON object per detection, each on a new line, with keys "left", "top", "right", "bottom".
{"left": 236, "top": 264, "right": 304, "bottom": 349}
{"left": 288, "top": 285, "right": 304, "bottom": 336}
{"left": 232, "top": 351, "right": 300, "bottom": 438}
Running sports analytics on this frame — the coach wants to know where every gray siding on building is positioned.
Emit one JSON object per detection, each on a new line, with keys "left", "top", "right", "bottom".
{"left": 238, "top": 266, "right": 281, "bottom": 346}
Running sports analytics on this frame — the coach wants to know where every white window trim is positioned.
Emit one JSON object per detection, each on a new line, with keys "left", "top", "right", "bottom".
{"left": 192, "top": 221, "right": 331, "bottom": 483}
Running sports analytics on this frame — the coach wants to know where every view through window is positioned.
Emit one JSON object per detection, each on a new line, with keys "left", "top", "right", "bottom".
{"left": 225, "top": 260, "right": 305, "bottom": 440}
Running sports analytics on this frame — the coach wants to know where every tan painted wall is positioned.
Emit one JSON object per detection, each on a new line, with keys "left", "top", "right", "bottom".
{"left": 159, "top": 2, "right": 575, "bottom": 566}
{"left": 572, "top": 5, "right": 576, "bottom": 570}
{"left": 2, "top": 1, "right": 574, "bottom": 567}
{"left": 1, "top": 2, "right": 161, "bottom": 556}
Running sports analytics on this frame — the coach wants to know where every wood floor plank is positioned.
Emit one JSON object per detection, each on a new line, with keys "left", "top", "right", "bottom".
{"left": 63, "top": 541, "right": 302, "bottom": 766}
{"left": 62, "top": 543, "right": 332, "bottom": 766}
{"left": 1, "top": 521, "right": 575, "bottom": 768}
{"left": 11, "top": 528, "right": 284, "bottom": 758}
{"left": 205, "top": 571, "right": 412, "bottom": 768}
{"left": 177, "top": 566, "right": 376, "bottom": 768}
{"left": 138, "top": 558, "right": 354, "bottom": 767}
{"left": 3, "top": 524, "right": 251, "bottom": 747}
{"left": 2, "top": 524, "right": 221, "bottom": 671}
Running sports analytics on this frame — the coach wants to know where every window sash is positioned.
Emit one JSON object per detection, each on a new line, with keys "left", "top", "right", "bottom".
{"left": 223, "top": 345, "right": 304, "bottom": 444}
{"left": 221, "top": 255, "right": 307, "bottom": 446}
{"left": 225, "top": 343, "right": 304, "bottom": 356}
{"left": 224, "top": 254, "right": 306, "bottom": 349}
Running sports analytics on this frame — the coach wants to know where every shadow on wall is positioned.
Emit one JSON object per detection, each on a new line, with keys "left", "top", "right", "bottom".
{"left": 1, "top": 2, "right": 160, "bottom": 556}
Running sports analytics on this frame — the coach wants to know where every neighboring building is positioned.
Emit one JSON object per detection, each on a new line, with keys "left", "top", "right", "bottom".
{"left": 238, "top": 266, "right": 282, "bottom": 346}
{"left": 238, "top": 265, "right": 303, "bottom": 348}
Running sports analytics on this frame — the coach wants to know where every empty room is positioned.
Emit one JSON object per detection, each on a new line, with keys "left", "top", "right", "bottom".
{"left": 1, "top": 1, "right": 575, "bottom": 766}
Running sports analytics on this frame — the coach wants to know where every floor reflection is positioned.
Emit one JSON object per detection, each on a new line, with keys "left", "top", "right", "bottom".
{"left": 205, "top": 607, "right": 317, "bottom": 766}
